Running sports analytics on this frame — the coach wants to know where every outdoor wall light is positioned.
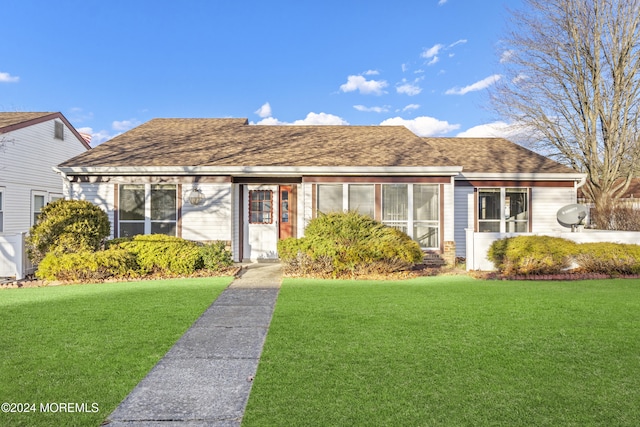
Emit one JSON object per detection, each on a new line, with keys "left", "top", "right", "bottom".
{"left": 187, "top": 187, "right": 205, "bottom": 206}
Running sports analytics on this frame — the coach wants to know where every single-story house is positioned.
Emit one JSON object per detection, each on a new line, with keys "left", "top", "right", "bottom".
{"left": 56, "top": 118, "right": 586, "bottom": 264}
{"left": 0, "top": 112, "right": 91, "bottom": 278}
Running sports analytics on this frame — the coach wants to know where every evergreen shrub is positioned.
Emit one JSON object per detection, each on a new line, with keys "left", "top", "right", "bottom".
{"left": 487, "top": 235, "right": 579, "bottom": 275}
{"left": 112, "top": 234, "right": 204, "bottom": 275}
{"left": 36, "top": 248, "right": 139, "bottom": 281}
{"left": 26, "top": 199, "right": 110, "bottom": 264}
{"left": 278, "top": 211, "right": 423, "bottom": 277}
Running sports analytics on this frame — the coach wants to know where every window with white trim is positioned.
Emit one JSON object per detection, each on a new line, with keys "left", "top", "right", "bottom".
{"left": 348, "top": 185, "right": 375, "bottom": 218}
{"left": 478, "top": 188, "right": 529, "bottom": 233}
{"left": 317, "top": 184, "right": 343, "bottom": 213}
{"left": 382, "top": 184, "right": 408, "bottom": 234}
{"left": 316, "top": 183, "right": 440, "bottom": 249}
{"left": 119, "top": 184, "right": 177, "bottom": 237}
{"left": 32, "top": 192, "right": 47, "bottom": 226}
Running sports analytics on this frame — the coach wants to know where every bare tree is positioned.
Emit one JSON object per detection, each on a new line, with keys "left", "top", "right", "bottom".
{"left": 493, "top": 0, "right": 640, "bottom": 226}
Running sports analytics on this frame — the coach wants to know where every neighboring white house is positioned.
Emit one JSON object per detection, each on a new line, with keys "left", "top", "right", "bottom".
{"left": 56, "top": 118, "right": 586, "bottom": 266}
{"left": 0, "top": 112, "right": 91, "bottom": 278}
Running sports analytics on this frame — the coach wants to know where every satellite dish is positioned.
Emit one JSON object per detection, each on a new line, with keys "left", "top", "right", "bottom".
{"left": 557, "top": 204, "right": 588, "bottom": 229}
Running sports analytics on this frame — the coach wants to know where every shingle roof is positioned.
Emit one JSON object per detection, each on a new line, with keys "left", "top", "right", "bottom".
{"left": 60, "top": 118, "right": 458, "bottom": 168}
{"left": 423, "top": 137, "right": 576, "bottom": 174}
{"left": 0, "top": 112, "right": 56, "bottom": 131}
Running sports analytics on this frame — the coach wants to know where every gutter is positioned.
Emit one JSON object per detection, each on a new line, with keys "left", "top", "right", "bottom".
{"left": 55, "top": 165, "right": 465, "bottom": 177}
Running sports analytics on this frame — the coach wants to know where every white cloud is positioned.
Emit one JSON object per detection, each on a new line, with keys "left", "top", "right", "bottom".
{"left": 500, "top": 50, "right": 514, "bottom": 63}
{"left": 456, "top": 121, "right": 531, "bottom": 140}
{"left": 255, "top": 102, "right": 272, "bottom": 118}
{"left": 340, "top": 75, "right": 388, "bottom": 95}
{"left": 427, "top": 56, "right": 440, "bottom": 66}
{"left": 364, "top": 70, "right": 380, "bottom": 75}
{"left": 396, "top": 79, "right": 422, "bottom": 96}
{"left": 254, "top": 112, "right": 349, "bottom": 126}
{"left": 445, "top": 74, "right": 502, "bottom": 95}
{"left": 401, "top": 63, "right": 409, "bottom": 72}
{"left": 380, "top": 116, "right": 460, "bottom": 136}
{"left": 513, "top": 73, "right": 528, "bottom": 84}
{"left": 402, "top": 104, "right": 420, "bottom": 112}
{"left": 112, "top": 119, "right": 141, "bottom": 131}
{"left": 438, "top": 0, "right": 448, "bottom": 5}
{"left": 293, "top": 112, "right": 349, "bottom": 125}
{"left": 0, "top": 72, "right": 19, "bottom": 83}
{"left": 448, "top": 39, "right": 467, "bottom": 48}
{"left": 421, "top": 44, "right": 444, "bottom": 59}
{"left": 354, "top": 105, "right": 390, "bottom": 113}
{"left": 77, "top": 127, "right": 116, "bottom": 146}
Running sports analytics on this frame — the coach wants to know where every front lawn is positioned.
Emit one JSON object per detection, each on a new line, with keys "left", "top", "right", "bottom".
{"left": 0, "top": 277, "right": 232, "bottom": 427}
{"left": 244, "top": 276, "right": 640, "bottom": 426}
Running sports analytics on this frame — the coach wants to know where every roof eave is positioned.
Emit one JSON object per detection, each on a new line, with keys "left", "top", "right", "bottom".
{"left": 457, "top": 172, "right": 587, "bottom": 181}
{"left": 56, "top": 165, "right": 463, "bottom": 177}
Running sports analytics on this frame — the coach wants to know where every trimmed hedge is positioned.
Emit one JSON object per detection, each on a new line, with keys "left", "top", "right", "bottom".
{"left": 488, "top": 235, "right": 640, "bottom": 276}
{"left": 278, "top": 211, "right": 423, "bottom": 277}
{"left": 37, "top": 235, "right": 234, "bottom": 281}
{"left": 36, "top": 248, "right": 139, "bottom": 281}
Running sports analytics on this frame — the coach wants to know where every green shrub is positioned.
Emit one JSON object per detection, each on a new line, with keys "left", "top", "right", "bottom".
{"left": 199, "top": 241, "right": 233, "bottom": 271}
{"left": 26, "top": 199, "right": 110, "bottom": 264}
{"left": 36, "top": 248, "right": 139, "bottom": 281}
{"left": 278, "top": 211, "right": 423, "bottom": 277}
{"left": 487, "top": 235, "right": 579, "bottom": 275}
{"left": 574, "top": 242, "right": 640, "bottom": 275}
{"left": 113, "top": 234, "right": 204, "bottom": 275}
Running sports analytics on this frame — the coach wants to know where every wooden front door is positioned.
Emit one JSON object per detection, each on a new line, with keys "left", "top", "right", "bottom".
{"left": 279, "top": 185, "right": 294, "bottom": 239}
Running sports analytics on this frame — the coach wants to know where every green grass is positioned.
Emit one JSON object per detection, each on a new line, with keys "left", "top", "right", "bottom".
{"left": 243, "top": 276, "right": 640, "bottom": 426}
{"left": 0, "top": 277, "right": 232, "bottom": 427}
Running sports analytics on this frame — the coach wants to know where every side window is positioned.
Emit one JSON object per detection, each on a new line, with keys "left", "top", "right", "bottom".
{"left": 348, "top": 184, "right": 375, "bottom": 218}
{"left": 382, "top": 184, "right": 408, "bottom": 234}
{"left": 478, "top": 188, "right": 529, "bottom": 233}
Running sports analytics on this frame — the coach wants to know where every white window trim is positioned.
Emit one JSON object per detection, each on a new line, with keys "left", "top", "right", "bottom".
{"left": 478, "top": 187, "right": 530, "bottom": 233}
{"left": 119, "top": 184, "right": 177, "bottom": 236}
{"left": 316, "top": 182, "right": 441, "bottom": 249}
{"left": 31, "top": 190, "right": 48, "bottom": 226}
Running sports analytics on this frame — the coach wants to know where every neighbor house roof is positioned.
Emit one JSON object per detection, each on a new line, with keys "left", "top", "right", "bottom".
{"left": 423, "top": 137, "right": 576, "bottom": 175}
{"left": 0, "top": 111, "right": 92, "bottom": 150}
{"left": 59, "top": 118, "right": 458, "bottom": 169}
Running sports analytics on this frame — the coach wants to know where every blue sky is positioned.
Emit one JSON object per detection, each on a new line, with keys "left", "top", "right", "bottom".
{"left": 1, "top": 0, "right": 522, "bottom": 145}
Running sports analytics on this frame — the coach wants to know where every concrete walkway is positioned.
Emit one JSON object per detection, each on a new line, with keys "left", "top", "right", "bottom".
{"left": 106, "top": 263, "right": 282, "bottom": 426}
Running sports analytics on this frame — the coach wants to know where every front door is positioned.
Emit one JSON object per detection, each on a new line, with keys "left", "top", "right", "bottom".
{"left": 243, "top": 184, "right": 296, "bottom": 261}
{"left": 244, "top": 185, "right": 278, "bottom": 261}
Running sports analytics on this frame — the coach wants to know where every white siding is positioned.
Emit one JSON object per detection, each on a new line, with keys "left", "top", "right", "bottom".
{"left": 531, "top": 187, "right": 577, "bottom": 233}
{"left": 301, "top": 183, "right": 313, "bottom": 237}
{"left": 69, "top": 182, "right": 115, "bottom": 237}
{"left": 443, "top": 180, "right": 455, "bottom": 242}
{"left": 453, "top": 185, "right": 474, "bottom": 257}
{"left": 181, "top": 183, "right": 233, "bottom": 242}
{"left": 0, "top": 119, "right": 88, "bottom": 234}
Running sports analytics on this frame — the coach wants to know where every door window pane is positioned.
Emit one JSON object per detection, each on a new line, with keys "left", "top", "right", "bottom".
{"left": 317, "top": 184, "right": 343, "bottom": 213}
{"left": 250, "top": 190, "right": 273, "bottom": 224}
{"left": 349, "top": 185, "right": 374, "bottom": 218}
